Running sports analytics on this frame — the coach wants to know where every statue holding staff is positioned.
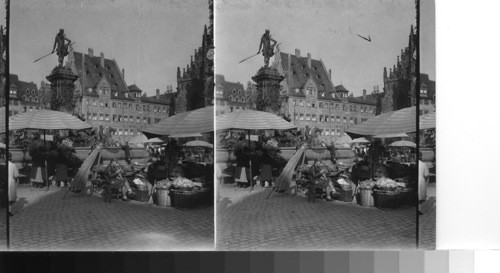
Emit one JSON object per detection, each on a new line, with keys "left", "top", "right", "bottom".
{"left": 258, "top": 29, "right": 277, "bottom": 67}
{"left": 52, "top": 29, "right": 72, "bottom": 67}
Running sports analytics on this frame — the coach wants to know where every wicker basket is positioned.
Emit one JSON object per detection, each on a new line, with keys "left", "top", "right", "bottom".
{"left": 373, "top": 189, "right": 401, "bottom": 208}
{"left": 155, "top": 188, "right": 171, "bottom": 207}
{"left": 131, "top": 188, "right": 150, "bottom": 202}
{"left": 357, "top": 188, "right": 375, "bottom": 207}
{"left": 333, "top": 187, "right": 353, "bottom": 202}
{"left": 399, "top": 188, "right": 416, "bottom": 206}
{"left": 170, "top": 190, "right": 198, "bottom": 208}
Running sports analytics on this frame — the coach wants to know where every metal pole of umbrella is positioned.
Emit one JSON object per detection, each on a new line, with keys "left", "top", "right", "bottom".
{"left": 248, "top": 130, "right": 253, "bottom": 192}
{"left": 44, "top": 129, "right": 49, "bottom": 192}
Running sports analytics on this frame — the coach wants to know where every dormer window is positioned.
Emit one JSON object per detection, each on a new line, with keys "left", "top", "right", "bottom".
{"left": 294, "top": 88, "right": 299, "bottom": 93}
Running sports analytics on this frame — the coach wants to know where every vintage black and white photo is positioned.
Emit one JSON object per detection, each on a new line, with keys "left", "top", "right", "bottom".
{"left": 215, "top": 0, "right": 435, "bottom": 250}
{"left": 6, "top": 0, "right": 214, "bottom": 251}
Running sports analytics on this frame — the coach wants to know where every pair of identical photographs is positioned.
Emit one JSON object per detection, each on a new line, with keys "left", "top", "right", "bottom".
{"left": 0, "top": 0, "right": 435, "bottom": 251}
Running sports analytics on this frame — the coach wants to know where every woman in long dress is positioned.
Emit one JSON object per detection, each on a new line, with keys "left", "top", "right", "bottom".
{"left": 8, "top": 153, "right": 19, "bottom": 216}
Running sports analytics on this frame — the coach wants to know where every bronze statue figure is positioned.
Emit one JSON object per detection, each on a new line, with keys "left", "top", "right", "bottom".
{"left": 52, "top": 29, "right": 71, "bottom": 67}
{"left": 258, "top": 29, "right": 277, "bottom": 67}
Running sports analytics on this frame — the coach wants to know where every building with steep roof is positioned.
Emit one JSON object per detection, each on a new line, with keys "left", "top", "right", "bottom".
{"left": 215, "top": 74, "right": 248, "bottom": 115}
{"left": 65, "top": 48, "right": 175, "bottom": 142}
{"left": 272, "top": 48, "right": 377, "bottom": 142}
{"left": 8, "top": 74, "right": 44, "bottom": 116}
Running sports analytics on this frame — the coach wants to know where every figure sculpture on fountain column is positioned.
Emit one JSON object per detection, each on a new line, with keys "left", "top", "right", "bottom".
{"left": 52, "top": 29, "right": 71, "bottom": 67}
{"left": 258, "top": 29, "right": 277, "bottom": 67}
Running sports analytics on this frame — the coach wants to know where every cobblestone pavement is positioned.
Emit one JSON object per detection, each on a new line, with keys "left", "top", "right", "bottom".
{"left": 419, "top": 183, "right": 436, "bottom": 249}
{"left": 10, "top": 186, "right": 213, "bottom": 251}
{"left": 217, "top": 183, "right": 436, "bottom": 250}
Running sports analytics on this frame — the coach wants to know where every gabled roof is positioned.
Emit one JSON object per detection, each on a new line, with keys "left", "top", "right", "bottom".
{"left": 9, "top": 74, "right": 38, "bottom": 100}
{"left": 279, "top": 52, "right": 336, "bottom": 96}
{"left": 128, "top": 84, "right": 142, "bottom": 93}
{"left": 335, "top": 85, "right": 349, "bottom": 93}
{"left": 72, "top": 51, "right": 129, "bottom": 100}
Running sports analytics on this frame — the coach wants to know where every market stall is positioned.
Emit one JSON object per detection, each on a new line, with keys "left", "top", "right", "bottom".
{"left": 140, "top": 106, "right": 214, "bottom": 208}
{"left": 216, "top": 110, "right": 296, "bottom": 190}
{"left": 9, "top": 110, "right": 92, "bottom": 190}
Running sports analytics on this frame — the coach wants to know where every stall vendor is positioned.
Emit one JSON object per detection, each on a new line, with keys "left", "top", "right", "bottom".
{"left": 106, "top": 158, "right": 133, "bottom": 201}
{"left": 309, "top": 160, "right": 336, "bottom": 201}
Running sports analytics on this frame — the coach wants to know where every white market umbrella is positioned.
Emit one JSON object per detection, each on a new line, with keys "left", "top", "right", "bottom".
{"left": 389, "top": 140, "right": 416, "bottom": 148}
{"left": 185, "top": 140, "right": 213, "bottom": 148}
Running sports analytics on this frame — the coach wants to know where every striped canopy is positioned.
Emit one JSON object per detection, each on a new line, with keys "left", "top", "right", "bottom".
{"left": 420, "top": 111, "right": 436, "bottom": 130}
{"left": 334, "top": 135, "right": 353, "bottom": 144}
{"left": 0, "top": 107, "right": 4, "bottom": 133}
{"left": 145, "top": 137, "right": 164, "bottom": 143}
{"left": 185, "top": 140, "right": 213, "bottom": 148}
{"left": 345, "top": 107, "right": 416, "bottom": 138}
{"left": 216, "top": 110, "right": 296, "bottom": 131}
{"left": 351, "top": 137, "right": 370, "bottom": 144}
{"left": 129, "top": 134, "right": 148, "bottom": 144}
{"left": 9, "top": 109, "right": 92, "bottom": 131}
{"left": 142, "top": 106, "right": 214, "bottom": 138}
{"left": 389, "top": 140, "right": 416, "bottom": 148}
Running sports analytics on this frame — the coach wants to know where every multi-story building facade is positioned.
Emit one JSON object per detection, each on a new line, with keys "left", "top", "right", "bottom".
{"left": 175, "top": 1, "right": 214, "bottom": 114}
{"left": 419, "top": 73, "right": 435, "bottom": 115}
{"left": 8, "top": 74, "right": 43, "bottom": 116}
{"left": 215, "top": 74, "right": 248, "bottom": 115}
{"left": 66, "top": 48, "right": 173, "bottom": 143}
{"left": 273, "top": 48, "right": 377, "bottom": 143}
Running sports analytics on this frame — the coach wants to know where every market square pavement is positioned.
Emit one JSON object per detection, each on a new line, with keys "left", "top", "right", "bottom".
{"left": 9, "top": 186, "right": 214, "bottom": 251}
{"left": 217, "top": 183, "right": 436, "bottom": 250}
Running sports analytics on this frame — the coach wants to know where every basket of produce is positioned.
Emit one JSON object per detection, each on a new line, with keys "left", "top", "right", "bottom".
{"left": 333, "top": 176, "right": 354, "bottom": 202}
{"left": 373, "top": 189, "right": 401, "bottom": 208}
{"left": 357, "top": 180, "right": 376, "bottom": 207}
{"left": 154, "top": 179, "right": 172, "bottom": 207}
{"left": 130, "top": 188, "right": 150, "bottom": 202}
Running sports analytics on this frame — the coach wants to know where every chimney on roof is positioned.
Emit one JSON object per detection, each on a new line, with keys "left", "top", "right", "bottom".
{"left": 363, "top": 89, "right": 367, "bottom": 100}
{"left": 295, "top": 49, "right": 301, "bottom": 58}
{"left": 307, "top": 53, "right": 311, "bottom": 68}
{"left": 328, "top": 69, "right": 332, "bottom": 80}
{"left": 122, "top": 69, "right": 125, "bottom": 81}
{"left": 88, "top": 48, "right": 94, "bottom": 57}
{"left": 156, "top": 89, "right": 160, "bottom": 100}
{"left": 100, "top": 52, "right": 104, "bottom": 67}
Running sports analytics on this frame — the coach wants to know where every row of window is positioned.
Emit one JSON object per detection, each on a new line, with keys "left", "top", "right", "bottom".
{"left": 87, "top": 113, "right": 162, "bottom": 125}
{"left": 86, "top": 99, "right": 168, "bottom": 113}
{"left": 115, "top": 128, "right": 141, "bottom": 136}
{"left": 22, "top": 95, "right": 39, "bottom": 103}
{"left": 294, "top": 114, "right": 363, "bottom": 125}
{"left": 292, "top": 100, "right": 374, "bottom": 113}
{"left": 320, "top": 129, "right": 342, "bottom": 136}
{"left": 228, "top": 96, "right": 245, "bottom": 103}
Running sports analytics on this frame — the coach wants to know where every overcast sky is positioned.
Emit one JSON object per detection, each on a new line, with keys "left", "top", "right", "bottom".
{"left": 216, "top": 0, "right": 433, "bottom": 97}
{"left": 10, "top": 0, "right": 209, "bottom": 96}
{"left": 420, "top": 0, "right": 435, "bottom": 81}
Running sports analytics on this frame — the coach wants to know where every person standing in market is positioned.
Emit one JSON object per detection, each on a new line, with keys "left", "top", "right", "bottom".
{"left": 8, "top": 153, "right": 19, "bottom": 217}
{"left": 327, "top": 142, "right": 337, "bottom": 164}
{"left": 418, "top": 152, "right": 430, "bottom": 215}
{"left": 121, "top": 141, "right": 131, "bottom": 165}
